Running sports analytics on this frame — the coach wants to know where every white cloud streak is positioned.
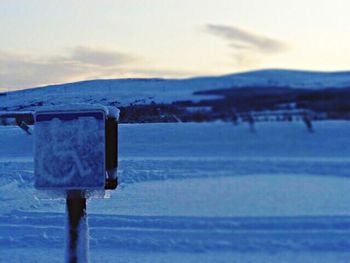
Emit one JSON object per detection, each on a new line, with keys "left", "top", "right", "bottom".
{"left": 205, "top": 24, "right": 288, "bottom": 67}
{"left": 0, "top": 47, "right": 136, "bottom": 90}
{"left": 0, "top": 47, "right": 201, "bottom": 90}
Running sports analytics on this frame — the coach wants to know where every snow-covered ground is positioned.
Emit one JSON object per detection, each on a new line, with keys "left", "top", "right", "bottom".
{"left": 1, "top": 121, "right": 350, "bottom": 262}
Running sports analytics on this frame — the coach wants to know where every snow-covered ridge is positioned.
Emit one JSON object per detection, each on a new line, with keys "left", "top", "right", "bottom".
{"left": 1, "top": 69, "right": 350, "bottom": 110}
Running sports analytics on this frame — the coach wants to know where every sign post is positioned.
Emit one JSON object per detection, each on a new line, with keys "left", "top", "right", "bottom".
{"left": 33, "top": 105, "right": 119, "bottom": 263}
{"left": 66, "top": 191, "right": 88, "bottom": 263}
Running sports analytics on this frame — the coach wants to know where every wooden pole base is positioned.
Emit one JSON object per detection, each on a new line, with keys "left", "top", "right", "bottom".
{"left": 66, "top": 191, "right": 89, "bottom": 263}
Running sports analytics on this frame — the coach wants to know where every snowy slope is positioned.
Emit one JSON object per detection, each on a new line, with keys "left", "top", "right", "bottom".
{"left": 227, "top": 69, "right": 350, "bottom": 88}
{"left": 2, "top": 69, "right": 350, "bottom": 110}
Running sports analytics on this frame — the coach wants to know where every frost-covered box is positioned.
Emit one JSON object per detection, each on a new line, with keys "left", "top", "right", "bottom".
{"left": 34, "top": 106, "right": 108, "bottom": 189}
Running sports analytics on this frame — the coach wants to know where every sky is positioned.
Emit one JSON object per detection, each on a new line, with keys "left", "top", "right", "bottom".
{"left": 1, "top": 0, "right": 350, "bottom": 91}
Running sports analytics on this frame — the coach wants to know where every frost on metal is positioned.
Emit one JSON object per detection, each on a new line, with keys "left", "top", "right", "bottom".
{"left": 34, "top": 109, "right": 106, "bottom": 189}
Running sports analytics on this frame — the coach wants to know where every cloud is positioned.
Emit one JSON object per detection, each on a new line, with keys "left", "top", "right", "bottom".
{"left": 0, "top": 47, "right": 136, "bottom": 90}
{"left": 205, "top": 24, "right": 288, "bottom": 66}
{"left": 70, "top": 46, "right": 136, "bottom": 66}
{"left": 0, "top": 47, "right": 202, "bottom": 90}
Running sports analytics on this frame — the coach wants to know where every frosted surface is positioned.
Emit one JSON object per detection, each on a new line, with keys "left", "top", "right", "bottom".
{"left": 34, "top": 112, "right": 105, "bottom": 189}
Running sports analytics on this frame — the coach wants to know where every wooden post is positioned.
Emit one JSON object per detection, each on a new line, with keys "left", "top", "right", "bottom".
{"left": 66, "top": 191, "right": 89, "bottom": 263}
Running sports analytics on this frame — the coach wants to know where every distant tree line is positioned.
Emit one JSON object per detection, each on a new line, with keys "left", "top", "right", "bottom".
{"left": 2, "top": 86, "right": 350, "bottom": 123}
{"left": 117, "top": 86, "right": 350, "bottom": 123}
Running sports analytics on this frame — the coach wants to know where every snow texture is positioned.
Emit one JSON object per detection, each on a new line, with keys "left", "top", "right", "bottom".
{"left": 1, "top": 121, "right": 350, "bottom": 262}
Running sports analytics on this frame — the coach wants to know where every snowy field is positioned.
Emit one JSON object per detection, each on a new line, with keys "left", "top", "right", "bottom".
{"left": 1, "top": 121, "right": 350, "bottom": 262}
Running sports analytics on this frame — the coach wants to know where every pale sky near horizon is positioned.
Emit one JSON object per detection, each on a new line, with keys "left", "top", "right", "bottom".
{"left": 1, "top": 0, "right": 349, "bottom": 91}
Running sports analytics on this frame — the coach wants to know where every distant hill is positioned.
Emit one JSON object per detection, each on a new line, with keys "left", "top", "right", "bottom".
{"left": 1, "top": 69, "right": 350, "bottom": 123}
